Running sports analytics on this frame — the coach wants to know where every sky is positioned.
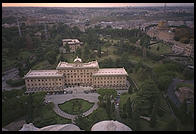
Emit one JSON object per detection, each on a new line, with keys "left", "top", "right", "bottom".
{"left": 2, "top": 3, "right": 194, "bottom": 7}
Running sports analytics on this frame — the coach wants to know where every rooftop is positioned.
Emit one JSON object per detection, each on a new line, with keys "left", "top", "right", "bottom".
{"left": 24, "top": 70, "right": 63, "bottom": 78}
{"left": 56, "top": 61, "right": 99, "bottom": 69}
{"left": 92, "top": 68, "right": 128, "bottom": 76}
{"left": 62, "top": 39, "right": 80, "bottom": 43}
{"left": 91, "top": 120, "right": 132, "bottom": 131}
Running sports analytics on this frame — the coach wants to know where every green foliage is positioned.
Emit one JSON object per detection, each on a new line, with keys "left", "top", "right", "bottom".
{"left": 176, "top": 82, "right": 194, "bottom": 91}
{"left": 126, "top": 97, "right": 132, "bottom": 118}
{"left": 173, "top": 27, "right": 194, "bottom": 44}
{"left": 6, "top": 79, "right": 25, "bottom": 87}
{"left": 2, "top": 88, "right": 27, "bottom": 127}
{"left": 138, "top": 79, "right": 160, "bottom": 99}
{"left": 45, "top": 51, "right": 57, "bottom": 65}
{"left": 75, "top": 107, "right": 109, "bottom": 131}
{"left": 58, "top": 99, "right": 94, "bottom": 115}
{"left": 97, "top": 88, "right": 117, "bottom": 98}
{"left": 157, "top": 75, "right": 173, "bottom": 92}
{"left": 183, "top": 68, "right": 194, "bottom": 80}
{"left": 128, "top": 86, "right": 133, "bottom": 94}
{"left": 105, "top": 95, "right": 112, "bottom": 119}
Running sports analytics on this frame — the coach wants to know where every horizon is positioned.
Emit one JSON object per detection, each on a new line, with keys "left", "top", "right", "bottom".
{"left": 2, "top": 3, "right": 194, "bottom": 8}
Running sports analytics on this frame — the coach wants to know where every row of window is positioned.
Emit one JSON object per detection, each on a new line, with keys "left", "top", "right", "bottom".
{"left": 59, "top": 69, "right": 96, "bottom": 73}
{"left": 94, "top": 77, "right": 125, "bottom": 80}
{"left": 66, "top": 75, "right": 91, "bottom": 78}
{"left": 95, "top": 84, "right": 125, "bottom": 87}
{"left": 95, "top": 81, "right": 124, "bottom": 84}
{"left": 27, "top": 83, "right": 62, "bottom": 87}
{"left": 27, "top": 78, "right": 62, "bottom": 82}
{"left": 65, "top": 79, "right": 92, "bottom": 82}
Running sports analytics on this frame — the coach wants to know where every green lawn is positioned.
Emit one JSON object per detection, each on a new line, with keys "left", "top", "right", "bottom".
{"left": 149, "top": 42, "right": 172, "bottom": 55}
{"left": 176, "top": 82, "right": 194, "bottom": 90}
{"left": 58, "top": 99, "right": 94, "bottom": 115}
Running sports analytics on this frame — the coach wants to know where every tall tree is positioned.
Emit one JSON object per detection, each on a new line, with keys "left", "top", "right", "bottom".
{"left": 126, "top": 97, "right": 132, "bottom": 118}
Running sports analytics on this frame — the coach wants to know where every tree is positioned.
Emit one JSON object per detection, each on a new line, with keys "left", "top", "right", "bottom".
{"left": 76, "top": 48, "right": 82, "bottom": 58}
{"left": 64, "top": 44, "right": 70, "bottom": 53}
{"left": 140, "top": 35, "right": 150, "bottom": 57}
{"left": 98, "top": 46, "right": 101, "bottom": 58}
{"left": 75, "top": 115, "right": 90, "bottom": 131}
{"left": 126, "top": 97, "right": 132, "bottom": 118}
{"left": 106, "top": 95, "right": 111, "bottom": 119}
{"left": 26, "top": 94, "right": 33, "bottom": 123}
{"left": 157, "top": 75, "right": 172, "bottom": 92}
{"left": 128, "top": 86, "right": 133, "bottom": 94}
{"left": 150, "top": 97, "right": 160, "bottom": 127}
{"left": 46, "top": 51, "right": 57, "bottom": 65}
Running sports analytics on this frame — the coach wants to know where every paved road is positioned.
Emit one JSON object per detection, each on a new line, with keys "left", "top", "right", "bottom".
{"left": 45, "top": 93, "right": 99, "bottom": 123}
{"left": 167, "top": 78, "right": 194, "bottom": 107}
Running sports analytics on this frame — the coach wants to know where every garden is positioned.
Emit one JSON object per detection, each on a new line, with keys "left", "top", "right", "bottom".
{"left": 58, "top": 99, "right": 94, "bottom": 115}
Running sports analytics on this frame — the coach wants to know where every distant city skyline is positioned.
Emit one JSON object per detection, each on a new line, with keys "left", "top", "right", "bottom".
{"left": 2, "top": 3, "right": 194, "bottom": 7}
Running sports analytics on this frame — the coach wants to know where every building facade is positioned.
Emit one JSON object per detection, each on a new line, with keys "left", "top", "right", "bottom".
{"left": 172, "top": 44, "right": 193, "bottom": 57}
{"left": 24, "top": 57, "right": 128, "bottom": 93}
{"left": 62, "top": 39, "right": 83, "bottom": 53}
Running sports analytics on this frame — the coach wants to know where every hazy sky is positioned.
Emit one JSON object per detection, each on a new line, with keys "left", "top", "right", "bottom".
{"left": 2, "top": 3, "right": 194, "bottom": 7}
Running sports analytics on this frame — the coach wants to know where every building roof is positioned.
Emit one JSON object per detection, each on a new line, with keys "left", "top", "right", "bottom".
{"left": 91, "top": 120, "right": 132, "bottom": 131}
{"left": 56, "top": 61, "right": 99, "bottom": 69}
{"left": 92, "top": 68, "right": 128, "bottom": 76}
{"left": 39, "top": 124, "right": 81, "bottom": 131}
{"left": 24, "top": 70, "right": 63, "bottom": 78}
{"left": 20, "top": 123, "right": 81, "bottom": 131}
{"left": 62, "top": 39, "right": 80, "bottom": 43}
{"left": 20, "top": 123, "right": 39, "bottom": 131}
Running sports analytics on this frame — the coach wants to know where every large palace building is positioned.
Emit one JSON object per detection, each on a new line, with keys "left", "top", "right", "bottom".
{"left": 24, "top": 57, "right": 128, "bottom": 93}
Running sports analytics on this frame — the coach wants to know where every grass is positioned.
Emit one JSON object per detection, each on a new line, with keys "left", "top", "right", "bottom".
{"left": 58, "top": 99, "right": 94, "bottom": 115}
{"left": 176, "top": 82, "right": 194, "bottom": 90}
{"left": 149, "top": 42, "right": 172, "bottom": 55}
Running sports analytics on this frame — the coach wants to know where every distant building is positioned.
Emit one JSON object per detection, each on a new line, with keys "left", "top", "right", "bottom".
{"left": 24, "top": 57, "right": 128, "bottom": 93}
{"left": 157, "top": 20, "right": 169, "bottom": 31}
{"left": 62, "top": 39, "right": 83, "bottom": 53}
{"left": 175, "top": 87, "right": 194, "bottom": 103}
{"left": 172, "top": 44, "right": 193, "bottom": 57}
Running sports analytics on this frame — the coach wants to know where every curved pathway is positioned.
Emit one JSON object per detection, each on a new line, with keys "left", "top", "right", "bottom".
{"left": 45, "top": 93, "right": 99, "bottom": 122}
